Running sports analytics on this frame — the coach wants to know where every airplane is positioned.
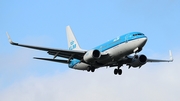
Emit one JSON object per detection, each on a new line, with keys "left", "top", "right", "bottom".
{"left": 6, "top": 26, "right": 173, "bottom": 75}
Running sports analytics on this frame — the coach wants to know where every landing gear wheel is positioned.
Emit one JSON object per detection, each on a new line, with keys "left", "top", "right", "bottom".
{"left": 114, "top": 69, "right": 118, "bottom": 75}
{"left": 91, "top": 68, "right": 95, "bottom": 72}
{"left": 118, "top": 69, "right": 122, "bottom": 75}
{"left": 114, "top": 69, "right": 122, "bottom": 75}
{"left": 87, "top": 67, "right": 95, "bottom": 72}
{"left": 87, "top": 67, "right": 90, "bottom": 72}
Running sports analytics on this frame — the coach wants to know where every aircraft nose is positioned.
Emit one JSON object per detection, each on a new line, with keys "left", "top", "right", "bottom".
{"left": 139, "top": 36, "right": 147, "bottom": 47}
{"left": 142, "top": 37, "right": 147, "bottom": 45}
{"left": 143, "top": 37, "right": 147, "bottom": 43}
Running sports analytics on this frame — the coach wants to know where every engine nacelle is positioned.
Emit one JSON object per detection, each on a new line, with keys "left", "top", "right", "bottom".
{"left": 129, "top": 54, "right": 147, "bottom": 67}
{"left": 83, "top": 50, "right": 101, "bottom": 63}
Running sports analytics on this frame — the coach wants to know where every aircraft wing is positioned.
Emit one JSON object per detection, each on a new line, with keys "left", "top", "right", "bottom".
{"left": 108, "top": 50, "right": 173, "bottom": 68}
{"left": 146, "top": 50, "right": 173, "bottom": 62}
{"left": 6, "top": 33, "right": 86, "bottom": 60}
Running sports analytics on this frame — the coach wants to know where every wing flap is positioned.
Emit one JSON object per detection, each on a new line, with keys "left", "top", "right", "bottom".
{"left": 48, "top": 51, "right": 83, "bottom": 60}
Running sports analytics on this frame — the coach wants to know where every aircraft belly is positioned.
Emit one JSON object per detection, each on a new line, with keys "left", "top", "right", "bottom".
{"left": 73, "top": 62, "right": 90, "bottom": 70}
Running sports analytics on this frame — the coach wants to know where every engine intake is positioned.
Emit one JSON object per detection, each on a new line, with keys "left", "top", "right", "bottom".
{"left": 93, "top": 50, "right": 101, "bottom": 58}
{"left": 129, "top": 54, "right": 147, "bottom": 67}
{"left": 83, "top": 50, "right": 101, "bottom": 63}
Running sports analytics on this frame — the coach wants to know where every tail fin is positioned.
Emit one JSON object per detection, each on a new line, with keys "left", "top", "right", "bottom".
{"left": 66, "top": 26, "right": 82, "bottom": 50}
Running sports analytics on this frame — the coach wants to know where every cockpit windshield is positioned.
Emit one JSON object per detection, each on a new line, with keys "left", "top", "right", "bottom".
{"left": 133, "top": 33, "right": 144, "bottom": 36}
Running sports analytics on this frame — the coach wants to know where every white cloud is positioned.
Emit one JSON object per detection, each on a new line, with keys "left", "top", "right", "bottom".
{"left": 0, "top": 52, "right": 179, "bottom": 101}
{"left": 0, "top": 59, "right": 180, "bottom": 101}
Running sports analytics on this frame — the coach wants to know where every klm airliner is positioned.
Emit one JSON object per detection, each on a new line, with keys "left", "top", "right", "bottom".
{"left": 6, "top": 26, "right": 173, "bottom": 75}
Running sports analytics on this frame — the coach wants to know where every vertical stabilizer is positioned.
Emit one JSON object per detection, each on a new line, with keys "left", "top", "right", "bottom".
{"left": 66, "top": 26, "right": 82, "bottom": 50}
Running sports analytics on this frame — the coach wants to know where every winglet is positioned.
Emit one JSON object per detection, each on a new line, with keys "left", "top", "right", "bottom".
{"left": 169, "top": 50, "right": 173, "bottom": 62}
{"left": 6, "top": 32, "right": 18, "bottom": 45}
{"left": 6, "top": 32, "right": 13, "bottom": 43}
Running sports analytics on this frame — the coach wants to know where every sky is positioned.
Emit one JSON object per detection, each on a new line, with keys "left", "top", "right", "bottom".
{"left": 0, "top": 0, "right": 180, "bottom": 101}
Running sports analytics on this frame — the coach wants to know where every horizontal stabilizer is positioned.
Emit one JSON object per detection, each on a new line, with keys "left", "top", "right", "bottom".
{"left": 34, "top": 57, "right": 69, "bottom": 64}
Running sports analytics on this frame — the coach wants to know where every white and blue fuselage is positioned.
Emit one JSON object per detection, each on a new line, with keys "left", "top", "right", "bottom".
{"left": 70, "top": 32, "right": 147, "bottom": 70}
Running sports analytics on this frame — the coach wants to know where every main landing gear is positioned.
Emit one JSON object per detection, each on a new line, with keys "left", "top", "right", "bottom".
{"left": 114, "top": 65, "right": 122, "bottom": 75}
{"left": 87, "top": 67, "right": 95, "bottom": 72}
{"left": 114, "top": 69, "right": 122, "bottom": 75}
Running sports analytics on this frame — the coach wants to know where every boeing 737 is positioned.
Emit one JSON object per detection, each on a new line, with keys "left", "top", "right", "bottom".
{"left": 6, "top": 26, "right": 173, "bottom": 75}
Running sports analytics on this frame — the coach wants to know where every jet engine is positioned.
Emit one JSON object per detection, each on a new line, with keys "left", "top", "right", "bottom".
{"left": 128, "top": 54, "right": 147, "bottom": 67}
{"left": 83, "top": 50, "right": 101, "bottom": 63}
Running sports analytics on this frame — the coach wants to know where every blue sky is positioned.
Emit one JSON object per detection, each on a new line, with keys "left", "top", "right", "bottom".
{"left": 0, "top": 0, "right": 180, "bottom": 101}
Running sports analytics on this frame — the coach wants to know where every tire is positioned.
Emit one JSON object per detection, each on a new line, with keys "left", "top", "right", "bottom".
{"left": 114, "top": 69, "right": 118, "bottom": 75}
{"left": 87, "top": 67, "right": 90, "bottom": 72}
{"left": 118, "top": 69, "right": 122, "bottom": 75}
{"left": 91, "top": 68, "right": 95, "bottom": 72}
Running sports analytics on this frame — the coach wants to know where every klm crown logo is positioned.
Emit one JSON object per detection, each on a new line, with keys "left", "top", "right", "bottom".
{"left": 69, "top": 41, "right": 76, "bottom": 50}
